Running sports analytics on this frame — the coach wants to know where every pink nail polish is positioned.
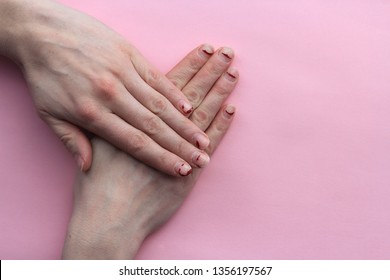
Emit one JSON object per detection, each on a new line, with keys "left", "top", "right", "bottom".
{"left": 193, "top": 133, "right": 210, "bottom": 150}
{"left": 176, "top": 162, "right": 192, "bottom": 176}
{"left": 192, "top": 152, "right": 210, "bottom": 168}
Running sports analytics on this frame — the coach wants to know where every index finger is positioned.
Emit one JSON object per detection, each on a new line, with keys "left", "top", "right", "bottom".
{"left": 129, "top": 47, "right": 195, "bottom": 115}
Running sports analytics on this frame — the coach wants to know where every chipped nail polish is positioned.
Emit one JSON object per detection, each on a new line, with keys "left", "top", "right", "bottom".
{"left": 220, "top": 47, "right": 234, "bottom": 62}
{"left": 176, "top": 162, "right": 192, "bottom": 176}
{"left": 192, "top": 151, "right": 210, "bottom": 168}
{"left": 201, "top": 44, "right": 214, "bottom": 56}
{"left": 226, "top": 67, "right": 239, "bottom": 81}
{"left": 178, "top": 100, "right": 193, "bottom": 114}
{"left": 193, "top": 133, "right": 210, "bottom": 150}
{"left": 224, "top": 105, "right": 235, "bottom": 117}
{"left": 227, "top": 72, "right": 236, "bottom": 79}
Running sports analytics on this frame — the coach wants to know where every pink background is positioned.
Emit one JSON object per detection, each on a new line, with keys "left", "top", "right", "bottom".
{"left": 1, "top": 0, "right": 390, "bottom": 259}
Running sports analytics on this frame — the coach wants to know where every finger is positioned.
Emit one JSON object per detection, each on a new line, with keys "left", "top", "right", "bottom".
{"left": 204, "top": 104, "right": 236, "bottom": 156}
{"left": 44, "top": 115, "right": 92, "bottom": 171}
{"left": 120, "top": 77, "right": 210, "bottom": 149}
{"left": 111, "top": 91, "right": 210, "bottom": 168}
{"left": 183, "top": 47, "right": 234, "bottom": 109}
{"left": 92, "top": 112, "right": 195, "bottom": 177}
{"left": 166, "top": 43, "right": 214, "bottom": 90}
{"left": 190, "top": 67, "right": 239, "bottom": 131}
{"left": 128, "top": 48, "right": 194, "bottom": 115}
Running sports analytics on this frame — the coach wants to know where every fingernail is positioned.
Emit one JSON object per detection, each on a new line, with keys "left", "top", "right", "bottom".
{"left": 175, "top": 162, "right": 193, "bottom": 176}
{"left": 75, "top": 154, "right": 84, "bottom": 171}
{"left": 201, "top": 44, "right": 214, "bottom": 56}
{"left": 225, "top": 67, "right": 239, "bottom": 82}
{"left": 192, "top": 151, "right": 210, "bottom": 168}
{"left": 224, "top": 105, "right": 236, "bottom": 117}
{"left": 220, "top": 47, "right": 234, "bottom": 62}
{"left": 178, "top": 100, "right": 193, "bottom": 114}
{"left": 193, "top": 133, "right": 210, "bottom": 149}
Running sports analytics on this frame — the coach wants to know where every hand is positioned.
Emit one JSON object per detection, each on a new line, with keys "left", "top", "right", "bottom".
{"left": 0, "top": 0, "right": 218, "bottom": 176}
{"left": 62, "top": 45, "right": 239, "bottom": 259}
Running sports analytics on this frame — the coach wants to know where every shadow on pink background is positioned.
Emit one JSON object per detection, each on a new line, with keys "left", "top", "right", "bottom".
{"left": 1, "top": 0, "right": 390, "bottom": 259}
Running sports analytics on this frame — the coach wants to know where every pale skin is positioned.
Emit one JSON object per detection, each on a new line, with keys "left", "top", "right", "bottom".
{"left": 0, "top": 0, "right": 235, "bottom": 176}
{"left": 62, "top": 45, "right": 239, "bottom": 259}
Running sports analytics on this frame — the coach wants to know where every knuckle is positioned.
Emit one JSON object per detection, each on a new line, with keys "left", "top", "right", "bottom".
{"left": 94, "top": 75, "right": 118, "bottom": 102}
{"left": 36, "top": 108, "right": 49, "bottom": 120}
{"left": 145, "top": 69, "right": 161, "bottom": 86}
{"left": 59, "top": 131, "right": 74, "bottom": 150}
{"left": 192, "top": 109, "right": 210, "bottom": 126}
{"left": 76, "top": 101, "right": 100, "bottom": 123}
{"left": 127, "top": 132, "right": 148, "bottom": 153}
{"left": 143, "top": 116, "right": 162, "bottom": 135}
{"left": 188, "top": 56, "right": 203, "bottom": 71}
{"left": 170, "top": 78, "right": 180, "bottom": 88}
{"left": 149, "top": 96, "right": 167, "bottom": 115}
{"left": 215, "top": 120, "right": 229, "bottom": 133}
{"left": 213, "top": 83, "right": 230, "bottom": 97}
{"left": 208, "top": 63, "right": 223, "bottom": 75}
{"left": 185, "top": 88, "right": 201, "bottom": 106}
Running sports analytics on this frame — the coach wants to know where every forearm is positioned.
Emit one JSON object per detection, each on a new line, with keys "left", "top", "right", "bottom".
{"left": 0, "top": 0, "right": 69, "bottom": 66}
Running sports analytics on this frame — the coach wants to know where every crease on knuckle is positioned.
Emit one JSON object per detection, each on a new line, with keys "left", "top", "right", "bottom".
{"left": 188, "top": 56, "right": 203, "bottom": 71}
{"left": 185, "top": 88, "right": 201, "bottom": 106}
{"left": 192, "top": 109, "right": 210, "bottom": 127}
{"left": 213, "top": 83, "right": 229, "bottom": 97}
{"left": 149, "top": 96, "right": 167, "bottom": 115}
{"left": 145, "top": 69, "right": 161, "bottom": 86}
{"left": 127, "top": 132, "right": 148, "bottom": 153}
{"left": 59, "top": 131, "right": 74, "bottom": 151}
{"left": 215, "top": 120, "right": 228, "bottom": 133}
{"left": 143, "top": 116, "right": 162, "bottom": 136}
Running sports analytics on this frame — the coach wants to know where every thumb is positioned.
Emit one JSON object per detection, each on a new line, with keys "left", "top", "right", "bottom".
{"left": 45, "top": 116, "right": 92, "bottom": 171}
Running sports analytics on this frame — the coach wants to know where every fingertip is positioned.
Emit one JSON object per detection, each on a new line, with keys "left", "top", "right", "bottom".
{"left": 178, "top": 99, "right": 194, "bottom": 115}
{"left": 193, "top": 132, "right": 210, "bottom": 150}
{"left": 175, "top": 161, "right": 193, "bottom": 176}
{"left": 199, "top": 43, "right": 215, "bottom": 57}
{"left": 225, "top": 67, "right": 239, "bottom": 82}
{"left": 219, "top": 47, "right": 235, "bottom": 61}
{"left": 224, "top": 104, "right": 236, "bottom": 118}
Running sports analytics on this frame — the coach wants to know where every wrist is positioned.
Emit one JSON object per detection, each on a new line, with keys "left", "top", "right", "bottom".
{"left": 0, "top": 0, "right": 31, "bottom": 62}
{"left": 62, "top": 209, "right": 148, "bottom": 259}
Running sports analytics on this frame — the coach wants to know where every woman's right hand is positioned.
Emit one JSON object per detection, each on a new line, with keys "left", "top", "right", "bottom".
{"left": 0, "top": 0, "right": 236, "bottom": 176}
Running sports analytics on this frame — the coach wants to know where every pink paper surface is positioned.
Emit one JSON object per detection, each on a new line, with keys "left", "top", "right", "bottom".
{"left": 1, "top": 0, "right": 390, "bottom": 259}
